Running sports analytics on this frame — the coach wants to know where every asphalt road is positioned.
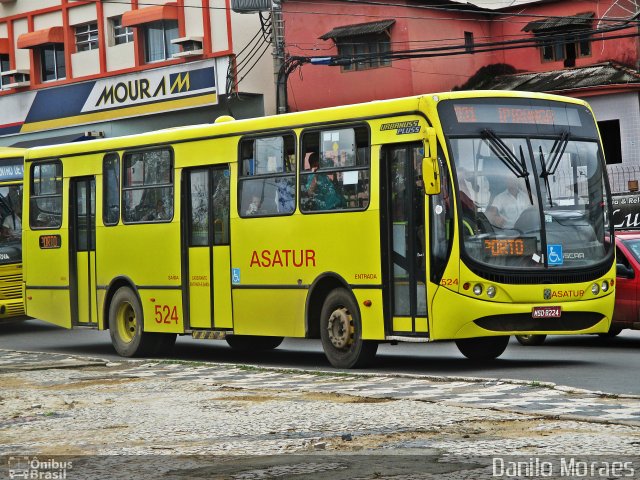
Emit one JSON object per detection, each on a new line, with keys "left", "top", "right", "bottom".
{"left": 1, "top": 319, "right": 639, "bottom": 395}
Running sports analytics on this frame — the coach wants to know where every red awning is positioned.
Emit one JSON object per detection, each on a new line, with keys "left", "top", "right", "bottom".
{"left": 17, "top": 27, "right": 64, "bottom": 49}
{"left": 0, "top": 38, "right": 9, "bottom": 54}
{"left": 122, "top": 2, "right": 179, "bottom": 28}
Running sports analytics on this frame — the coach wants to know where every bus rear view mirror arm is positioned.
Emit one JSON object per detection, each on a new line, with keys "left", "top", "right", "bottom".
{"left": 422, "top": 128, "right": 440, "bottom": 196}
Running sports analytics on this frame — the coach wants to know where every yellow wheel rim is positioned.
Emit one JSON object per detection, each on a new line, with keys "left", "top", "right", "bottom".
{"left": 116, "top": 302, "right": 137, "bottom": 344}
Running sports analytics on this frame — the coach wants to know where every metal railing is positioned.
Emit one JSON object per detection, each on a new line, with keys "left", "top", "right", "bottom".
{"left": 607, "top": 164, "right": 640, "bottom": 194}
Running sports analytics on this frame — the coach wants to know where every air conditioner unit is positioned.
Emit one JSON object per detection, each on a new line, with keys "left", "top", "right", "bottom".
{"left": 1, "top": 69, "right": 30, "bottom": 89}
{"left": 171, "top": 36, "right": 204, "bottom": 58}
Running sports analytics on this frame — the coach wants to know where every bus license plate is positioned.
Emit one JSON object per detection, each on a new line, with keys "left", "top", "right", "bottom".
{"left": 532, "top": 306, "right": 561, "bottom": 318}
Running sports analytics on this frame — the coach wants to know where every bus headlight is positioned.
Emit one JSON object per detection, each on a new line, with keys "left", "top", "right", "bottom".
{"left": 473, "top": 284, "right": 483, "bottom": 296}
{"left": 486, "top": 285, "right": 496, "bottom": 298}
{"left": 601, "top": 280, "right": 609, "bottom": 292}
{"left": 591, "top": 283, "right": 600, "bottom": 295}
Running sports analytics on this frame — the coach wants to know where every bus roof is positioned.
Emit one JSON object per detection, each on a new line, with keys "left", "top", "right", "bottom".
{"left": 0, "top": 147, "right": 25, "bottom": 159}
{"left": 24, "top": 90, "right": 590, "bottom": 161}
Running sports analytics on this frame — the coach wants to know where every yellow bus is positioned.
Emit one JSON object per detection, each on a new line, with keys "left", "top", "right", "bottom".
{"left": 0, "top": 148, "right": 25, "bottom": 321}
{"left": 22, "top": 91, "right": 615, "bottom": 367}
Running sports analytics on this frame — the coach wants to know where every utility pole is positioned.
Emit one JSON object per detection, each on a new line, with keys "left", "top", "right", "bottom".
{"left": 271, "top": 0, "right": 287, "bottom": 114}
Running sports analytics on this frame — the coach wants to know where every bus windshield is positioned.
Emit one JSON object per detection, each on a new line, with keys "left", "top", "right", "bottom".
{"left": 439, "top": 99, "right": 612, "bottom": 270}
{"left": 0, "top": 184, "right": 22, "bottom": 265}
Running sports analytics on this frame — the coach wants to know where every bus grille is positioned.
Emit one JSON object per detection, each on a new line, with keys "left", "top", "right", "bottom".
{"left": 3, "top": 302, "right": 25, "bottom": 316}
{"left": 468, "top": 264, "right": 612, "bottom": 285}
{"left": 0, "top": 273, "right": 22, "bottom": 300}
{"left": 475, "top": 312, "right": 603, "bottom": 332}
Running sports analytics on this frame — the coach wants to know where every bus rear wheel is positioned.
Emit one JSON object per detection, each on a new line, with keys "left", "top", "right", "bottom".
{"left": 320, "top": 288, "right": 377, "bottom": 369}
{"left": 226, "top": 335, "right": 284, "bottom": 351}
{"left": 515, "top": 334, "right": 547, "bottom": 346}
{"left": 108, "top": 286, "right": 159, "bottom": 357}
{"left": 455, "top": 335, "right": 509, "bottom": 361}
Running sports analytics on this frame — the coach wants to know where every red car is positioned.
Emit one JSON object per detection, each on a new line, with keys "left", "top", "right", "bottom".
{"left": 517, "top": 231, "right": 636, "bottom": 345}
{"left": 612, "top": 230, "right": 640, "bottom": 333}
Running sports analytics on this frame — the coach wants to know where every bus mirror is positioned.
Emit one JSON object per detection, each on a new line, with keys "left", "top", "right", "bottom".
{"left": 422, "top": 129, "right": 440, "bottom": 195}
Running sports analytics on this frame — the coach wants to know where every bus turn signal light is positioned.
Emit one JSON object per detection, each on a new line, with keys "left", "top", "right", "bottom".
{"left": 363, "top": 300, "right": 372, "bottom": 307}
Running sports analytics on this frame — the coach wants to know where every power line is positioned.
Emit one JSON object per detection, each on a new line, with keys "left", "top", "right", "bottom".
{"left": 94, "top": 0, "right": 640, "bottom": 26}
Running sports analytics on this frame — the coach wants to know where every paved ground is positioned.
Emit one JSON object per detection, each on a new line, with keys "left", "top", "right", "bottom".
{"left": 1, "top": 348, "right": 640, "bottom": 479}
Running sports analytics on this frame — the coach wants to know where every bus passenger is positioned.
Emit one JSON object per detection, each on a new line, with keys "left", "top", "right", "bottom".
{"left": 1, "top": 213, "right": 20, "bottom": 238}
{"left": 245, "top": 195, "right": 261, "bottom": 215}
{"left": 0, "top": 187, "right": 21, "bottom": 238}
{"left": 145, "top": 199, "right": 168, "bottom": 221}
{"left": 305, "top": 153, "right": 343, "bottom": 211}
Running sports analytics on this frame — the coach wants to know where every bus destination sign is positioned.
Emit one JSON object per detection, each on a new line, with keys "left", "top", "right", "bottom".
{"left": 0, "top": 161, "right": 23, "bottom": 182}
{"left": 484, "top": 237, "right": 537, "bottom": 257}
{"left": 453, "top": 104, "right": 582, "bottom": 127}
{"left": 39, "top": 235, "right": 61, "bottom": 249}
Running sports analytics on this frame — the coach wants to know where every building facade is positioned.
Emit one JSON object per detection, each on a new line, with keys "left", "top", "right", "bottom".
{"left": 0, "top": 0, "right": 276, "bottom": 147}
{"left": 281, "top": 0, "right": 640, "bottom": 181}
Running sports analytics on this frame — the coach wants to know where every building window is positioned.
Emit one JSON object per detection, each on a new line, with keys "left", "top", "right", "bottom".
{"left": 40, "top": 44, "right": 65, "bottom": 82}
{"left": 598, "top": 119, "right": 622, "bottom": 165}
{"left": 523, "top": 12, "right": 594, "bottom": 68}
{"left": 0, "top": 54, "right": 9, "bottom": 89}
{"left": 540, "top": 35, "right": 591, "bottom": 66}
{"left": 111, "top": 16, "right": 133, "bottom": 46}
{"left": 143, "top": 20, "right": 179, "bottom": 63}
{"left": 464, "top": 32, "right": 474, "bottom": 53}
{"left": 75, "top": 22, "right": 99, "bottom": 52}
{"left": 338, "top": 33, "right": 391, "bottom": 71}
{"left": 238, "top": 134, "right": 296, "bottom": 217}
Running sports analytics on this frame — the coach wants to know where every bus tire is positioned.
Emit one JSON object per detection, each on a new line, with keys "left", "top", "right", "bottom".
{"left": 226, "top": 335, "right": 284, "bottom": 351}
{"left": 108, "top": 287, "right": 159, "bottom": 357}
{"left": 455, "top": 335, "right": 509, "bottom": 360}
{"left": 515, "top": 334, "right": 547, "bottom": 346}
{"left": 598, "top": 327, "right": 622, "bottom": 338}
{"left": 320, "top": 288, "right": 377, "bottom": 368}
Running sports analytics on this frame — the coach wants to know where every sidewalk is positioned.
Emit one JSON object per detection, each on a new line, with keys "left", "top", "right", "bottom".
{"left": 1, "top": 349, "right": 640, "bottom": 478}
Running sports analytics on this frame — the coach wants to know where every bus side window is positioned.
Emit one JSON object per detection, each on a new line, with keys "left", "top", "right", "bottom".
{"left": 300, "top": 126, "right": 370, "bottom": 213}
{"left": 103, "top": 153, "right": 120, "bottom": 226}
{"left": 122, "top": 149, "right": 173, "bottom": 224}
{"left": 30, "top": 161, "right": 63, "bottom": 229}
{"left": 238, "top": 134, "right": 296, "bottom": 218}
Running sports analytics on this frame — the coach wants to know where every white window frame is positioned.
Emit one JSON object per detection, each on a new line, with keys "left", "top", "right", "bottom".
{"left": 75, "top": 22, "right": 99, "bottom": 52}
{"left": 111, "top": 16, "right": 133, "bottom": 46}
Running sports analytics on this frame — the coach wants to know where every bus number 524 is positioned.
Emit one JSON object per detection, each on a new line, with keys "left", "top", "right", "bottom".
{"left": 155, "top": 305, "right": 179, "bottom": 324}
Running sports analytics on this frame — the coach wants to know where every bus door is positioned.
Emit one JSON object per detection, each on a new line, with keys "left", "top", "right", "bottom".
{"left": 381, "top": 143, "right": 428, "bottom": 335}
{"left": 183, "top": 166, "right": 232, "bottom": 330}
{"left": 70, "top": 177, "right": 97, "bottom": 326}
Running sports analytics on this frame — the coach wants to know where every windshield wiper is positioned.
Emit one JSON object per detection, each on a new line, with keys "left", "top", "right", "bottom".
{"left": 538, "top": 132, "right": 570, "bottom": 205}
{"left": 481, "top": 129, "right": 533, "bottom": 205}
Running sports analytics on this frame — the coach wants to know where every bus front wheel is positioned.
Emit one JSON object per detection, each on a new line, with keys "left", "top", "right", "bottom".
{"left": 320, "top": 288, "right": 377, "bottom": 369}
{"left": 515, "top": 334, "right": 547, "bottom": 346}
{"left": 226, "top": 335, "right": 284, "bottom": 351}
{"left": 108, "top": 286, "right": 159, "bottom": 357}
{"left": 455, "top": 335, "right": 509, "bottom": 361}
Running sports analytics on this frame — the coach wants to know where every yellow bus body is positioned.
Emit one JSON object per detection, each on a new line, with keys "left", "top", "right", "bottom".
{"left": 0, "top": 148, "right": 25, "bottom": 321}
{"left": 22, "top": 91, "right": 615, "bottom": 365}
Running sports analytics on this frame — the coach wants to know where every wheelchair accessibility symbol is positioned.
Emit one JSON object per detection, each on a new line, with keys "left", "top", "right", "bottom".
{"left": 547, "top": 244, "right": 563, "bottom": 266}
{"left": 232, "top": 268, "right": 241, "bottom": 284}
